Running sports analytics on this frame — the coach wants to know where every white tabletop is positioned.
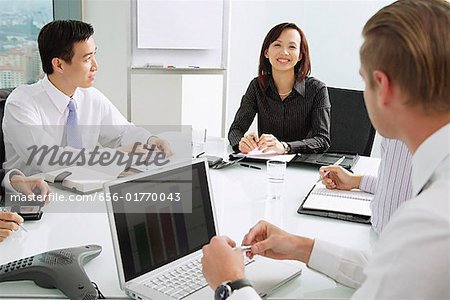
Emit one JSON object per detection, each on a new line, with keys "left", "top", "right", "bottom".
{"left": 0, "top": 138, "right": 380, "bottom": 299}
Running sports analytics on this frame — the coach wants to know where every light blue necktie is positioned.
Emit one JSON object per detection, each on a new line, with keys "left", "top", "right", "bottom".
{"left": 66, "top": 98, "right": 82, "bottom": 148}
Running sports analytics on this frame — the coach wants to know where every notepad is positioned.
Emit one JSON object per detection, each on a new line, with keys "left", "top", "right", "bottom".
{"left": 230, "top": 149, "right": 296, "bottom": 163}
{"left": 298, "top": 183, "right": 373, "bottom": 223}
{"left": 45, "top": 166, "right": 119, "bottom": 194}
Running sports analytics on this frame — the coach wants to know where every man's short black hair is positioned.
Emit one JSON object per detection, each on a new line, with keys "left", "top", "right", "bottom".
{"left": 38, "top": 20, "right": 94, "bottom": 75}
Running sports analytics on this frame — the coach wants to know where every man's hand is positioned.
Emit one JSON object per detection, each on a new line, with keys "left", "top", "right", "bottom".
{"left": 201, "top": 236, "right": 246, "bottom": 290}
{"left": 119, "top": 143, "right": 151, "bottom": 154}
{"left": 147, "top": 136, "right": 173, "bottom": 157}
{"left": 10, "top": 175, "right": 51, "bottom": 201}
{"left": 257, "top": 134, "right": 284, "bottom": 154}
{"left": 319, "top": 165, "right": 362, "bottom": 190}
{"left": 238, "top": 132, "right": 259, "bottom": 154}
{"left": 242, "top": 220, "right": 314, "bottom": 263}
{"left": 0, "top": 211, "right": 24, "bottom": 242}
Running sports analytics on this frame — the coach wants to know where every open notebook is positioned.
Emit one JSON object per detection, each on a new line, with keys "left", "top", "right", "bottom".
{"left": 297, "top": 183, "right": 373, "bottom": 224}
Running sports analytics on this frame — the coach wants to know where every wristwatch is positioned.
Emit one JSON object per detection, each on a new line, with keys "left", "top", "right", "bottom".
{"left": 281, "top": 142, "right": 290, "bottom": 154}
{"left": 214, "top": 279, "right": 252, "bottom": 300}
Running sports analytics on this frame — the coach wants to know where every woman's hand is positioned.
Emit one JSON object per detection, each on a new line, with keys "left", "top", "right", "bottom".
{"left": 239, "top": 132, "right": 259, "bottom": 153}
{"left": 257, "top": 134, "right": 284, "bottom": 154}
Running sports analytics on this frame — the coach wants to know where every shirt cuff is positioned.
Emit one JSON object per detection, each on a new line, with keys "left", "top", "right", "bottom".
{"left": 228, "top": 286, "right": 261, "bottom": 300}
{"left": 308, "top": 239, "right": 344, "bottom": 281}
{"left": 228, "top": 131, "right": 243, "bottom": 150}
{"left": 359, "top": 175, "right": 377, "bottom": 194}
{"left": 2, "top": 169, "right": 25, "bottom": 194}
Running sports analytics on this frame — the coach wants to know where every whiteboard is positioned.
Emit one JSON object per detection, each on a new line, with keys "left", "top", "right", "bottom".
{"left": 137, "top": 0, "right": 223, "bottom": 50}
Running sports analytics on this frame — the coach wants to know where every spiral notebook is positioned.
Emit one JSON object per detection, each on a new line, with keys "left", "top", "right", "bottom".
{"left": 297, "top": 183, "right": 373, "bottom": 224}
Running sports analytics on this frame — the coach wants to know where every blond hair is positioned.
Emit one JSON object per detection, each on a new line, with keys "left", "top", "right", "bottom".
{"left": 360, "top": 0, "right": 450, "bottom": 112}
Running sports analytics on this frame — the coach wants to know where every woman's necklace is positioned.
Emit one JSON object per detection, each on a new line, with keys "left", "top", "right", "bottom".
{"left": 279, "top": 89, "right": 292, "bottom": 96}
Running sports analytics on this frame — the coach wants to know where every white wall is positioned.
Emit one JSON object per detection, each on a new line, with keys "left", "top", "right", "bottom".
{"left": 82, "top": 0, "right": 224, "bottom": 134}
{"left": 82, "top": 0, "right": 131, "bottom": 117}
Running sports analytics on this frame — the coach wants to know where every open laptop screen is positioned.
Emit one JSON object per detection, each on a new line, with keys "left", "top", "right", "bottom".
{"left": 109, "top": 161, "right": 216, "bottom": 282}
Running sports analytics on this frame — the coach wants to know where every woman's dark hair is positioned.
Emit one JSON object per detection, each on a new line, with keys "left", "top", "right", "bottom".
{"left": 257, "top": 22, "right": 311, "bottom": 92}
{"left": 38, "top": 20, "right": 94, "bottom": 75}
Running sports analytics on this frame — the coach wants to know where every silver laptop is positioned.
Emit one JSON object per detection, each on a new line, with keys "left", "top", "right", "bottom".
{"left": 104, "top": 158, "right": 301, "bottom": 300}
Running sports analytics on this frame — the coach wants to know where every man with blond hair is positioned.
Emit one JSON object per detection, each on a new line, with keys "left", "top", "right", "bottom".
{"left": 201, "top": 1, "right": 450, "bottom": 299}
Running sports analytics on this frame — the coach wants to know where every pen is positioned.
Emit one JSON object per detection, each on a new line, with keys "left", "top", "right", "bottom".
{"left": 0, "top": 208, "right": 28, "bottom": 232}
{"left": 188, "top": 65, "right": 200, "bottom": 68}
{"left": 240, "top": 163, "right": 262, "bottom": 170}
{"left": 318, "top": 156, "right": 346, "bottom": 182}
{"left": 16, "top": 222, "right": 28, "bottom": 233}
{"left": 232, "top": 245, "right": 252, "bottom": 252}
{"left": 196, "top": 152, "right": 205, "bottom": 158}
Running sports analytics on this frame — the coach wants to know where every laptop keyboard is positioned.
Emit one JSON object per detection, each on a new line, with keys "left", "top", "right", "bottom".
{"left": 144, "top": 256, "right": 252, "bottom": 299}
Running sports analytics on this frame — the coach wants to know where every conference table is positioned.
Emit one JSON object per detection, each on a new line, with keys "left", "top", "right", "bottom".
{"left": 0, "top": 138, "right": 380, "bottom": 299}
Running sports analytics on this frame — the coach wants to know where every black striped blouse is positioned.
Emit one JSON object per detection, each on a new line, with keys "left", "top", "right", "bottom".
{"left": 228, "top": 76, "right": 331, "bottom": 153}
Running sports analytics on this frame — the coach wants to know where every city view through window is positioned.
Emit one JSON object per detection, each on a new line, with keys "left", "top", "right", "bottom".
{"left": 0, "top": 0, "right": 53, "bottom": 88}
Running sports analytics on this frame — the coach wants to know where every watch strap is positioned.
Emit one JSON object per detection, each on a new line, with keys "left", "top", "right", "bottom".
{"left": 282, "top": 142, "right": 290, "bottom": 154}
{"left": 228, "top": 278, "right": 252, "bottom": 292}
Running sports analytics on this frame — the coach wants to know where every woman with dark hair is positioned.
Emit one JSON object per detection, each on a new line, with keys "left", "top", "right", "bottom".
{"left": 228, "top": 22, "right": 330, "bottom": 154}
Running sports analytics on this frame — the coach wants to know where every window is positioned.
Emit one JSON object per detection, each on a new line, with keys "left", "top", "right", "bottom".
{"left": 0, "top": 0, "right": 53, "bottom": 88}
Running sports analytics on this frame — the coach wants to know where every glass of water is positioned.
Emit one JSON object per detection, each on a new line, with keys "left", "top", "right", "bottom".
{"left": 192, "top": 128, "right": 207, "bottom": 157}
{"left": 266, "top": 160, "right": 286, "bottom": 200}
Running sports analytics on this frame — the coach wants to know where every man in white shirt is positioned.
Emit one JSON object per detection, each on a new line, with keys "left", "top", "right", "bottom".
{"left": 320, "top": 138, "right": 412, "bottom": 234}
{"left": 201, "top": 1, "right": 450, "bottom": 299}
{"left": 3, "top": 20, "right": 172, "bottom": 175}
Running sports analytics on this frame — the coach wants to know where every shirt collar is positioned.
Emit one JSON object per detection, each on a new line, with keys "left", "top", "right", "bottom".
{"left": 293, "top": 79, "right": 305, "bottom": 96}
{"left": 267, "top": 76, "right": 306, "bottom": 97}
{"left": 412, "top": 123, "right": 450, "bottom": 196}
{"left": 41, "top": 75, "right": 79, "bottom": 113}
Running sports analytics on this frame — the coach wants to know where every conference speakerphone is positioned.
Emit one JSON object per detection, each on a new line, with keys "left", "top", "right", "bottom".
{"left": 0, "top": 244, "right": 102, "bottom": 300}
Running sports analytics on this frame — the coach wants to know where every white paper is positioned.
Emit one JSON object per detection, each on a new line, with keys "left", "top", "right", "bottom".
{"left": 303, "top": 183, "right": 373, "bottom": 216}
{"left": 246, "top": 149, "right": 296, "bottom": 162}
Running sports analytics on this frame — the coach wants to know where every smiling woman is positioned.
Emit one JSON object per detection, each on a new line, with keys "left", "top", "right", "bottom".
{"left": 228, "top": 22, "right": 331, "bottom": 155}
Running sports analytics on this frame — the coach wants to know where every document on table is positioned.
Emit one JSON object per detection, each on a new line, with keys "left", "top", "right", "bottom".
{"left": 239, "top": 149, "right": 296, "bottom": 162}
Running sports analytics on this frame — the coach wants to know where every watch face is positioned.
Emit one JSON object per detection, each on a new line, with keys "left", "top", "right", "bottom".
{"left": 214, "top": 284, "right": 231, "bottom": 300}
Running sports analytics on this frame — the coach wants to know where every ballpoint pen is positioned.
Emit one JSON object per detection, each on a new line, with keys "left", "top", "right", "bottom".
{"left": 232, "top": 245, "right": 252, "bottom": 252}
{"left": 317, "top": 156, "right": 346, "bottom": 183}
{"left": 195, "top": 152, "right": 205, "bottom": 158}
{"left": 16, "top": 222, "right": 28, "bottom": 233}
{"left": 0, "top": 207, "right": 28, "bottom": 232}
{"left": 239, "top": 163, "right": 262, "bottom": 170}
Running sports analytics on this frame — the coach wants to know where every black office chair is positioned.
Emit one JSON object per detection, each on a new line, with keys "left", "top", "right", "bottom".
{"left": 326, "top": 87, "right": 375, "bottom": 156}
{"left": 0, "top": 88, "right": 14, "bottom": 167}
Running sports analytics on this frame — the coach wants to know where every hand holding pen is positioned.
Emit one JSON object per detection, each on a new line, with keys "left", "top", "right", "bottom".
{"left": 319, "top": 156, "right": 363, "bottom": 190}
{"left": 319, "top": 156, "right": 346, "bottom": 179}
{"left": 0, "top": 209, "right": 26, "bottom": 242}
{"left": 201, "top": 236, "right": 246, "bottom": 289}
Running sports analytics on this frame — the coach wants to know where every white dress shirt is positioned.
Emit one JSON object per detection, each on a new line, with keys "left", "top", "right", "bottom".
{"left": 230, "top": 124, "right": 450, "bottom": 300}
{"left": 359, "top": 138, "right": 413, "bottom": 234}
{"left": 1, "top": 169, "right": 25, "bottom": 194}
{"left": 3, "top": 76, "right": 151, "bottom": 175}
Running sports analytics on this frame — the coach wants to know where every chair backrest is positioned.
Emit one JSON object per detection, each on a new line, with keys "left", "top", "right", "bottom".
{"left": 0, "top": 88, "right": 14, "bottom": 167}
{"left": 327, "top": 87, "right": 375, "bottom": 156}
